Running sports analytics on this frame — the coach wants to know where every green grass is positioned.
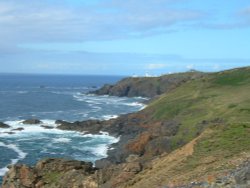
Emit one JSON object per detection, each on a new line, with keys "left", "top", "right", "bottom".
{"left": 212, "top": 67, "right": 250, "bottom": 86}
{"left": 144, "top": 67, "right": 250, "bottom": 150}
{"left": 196, "top": 123, "right": 250, "bottom": 156}
{"left": 43, "top": 171, "right": 62, "bottom": 184}
{"left": 185, "top": 123, "right": 250, "bottom": 170}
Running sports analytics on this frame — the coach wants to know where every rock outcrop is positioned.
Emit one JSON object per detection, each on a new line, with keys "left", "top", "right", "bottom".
{"left": 0, "top": 122, "right": 10, "bottom": 128}
{"left": 22, "top": 119, "right": 42, "bottom": 125}
{"left": 11, "top": 127, "right": 24, "bottom": 131}
{"left": 56, "top": 119, "right": 106, "bottom": 134}
{"left": 91, "top": 71, "right": 204, "bottom": 98}
{"left": 55, "top": 113, "right": 182, "bottom": 169}
{"left": 1, "top": 158, "right": 98, "bottom": 188}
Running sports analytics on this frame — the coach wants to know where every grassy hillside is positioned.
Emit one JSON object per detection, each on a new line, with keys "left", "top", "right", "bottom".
{"left": 147, "top": 67, "right": 250, "bottom": 149}
{"left": 123, "top": 67, "right": 250, "bottom": 187}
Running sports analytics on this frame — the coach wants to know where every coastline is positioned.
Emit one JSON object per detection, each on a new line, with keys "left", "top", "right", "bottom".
{"left": 1, "top": 67, "right": 250, "bottom": 188}
{"left": 0, "top": 95, "right": 146, "bottom": 184}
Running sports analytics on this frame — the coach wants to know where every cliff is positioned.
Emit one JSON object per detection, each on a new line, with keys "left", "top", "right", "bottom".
{"left": 1, "top": 67, "right": 250, "bottom": 188}
{"left": 91, "top": 71, "right": 204, "bottom": 98}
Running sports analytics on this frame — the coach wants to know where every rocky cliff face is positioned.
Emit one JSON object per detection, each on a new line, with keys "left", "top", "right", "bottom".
{"left": 91, "top": 71, "right": 204, "bottom": 98}
{"left": 2, "top": 158, "right": 98, "bottom": 188}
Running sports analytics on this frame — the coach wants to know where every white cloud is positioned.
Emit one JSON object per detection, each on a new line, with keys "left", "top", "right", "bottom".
{"left": 0, "top": 0, "right": 204, "bottom": 47}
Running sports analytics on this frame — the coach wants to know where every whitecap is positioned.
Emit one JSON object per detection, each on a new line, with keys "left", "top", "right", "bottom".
{"left": 0, "top": 142, "right": 27, "bottom": 176}
{"left": 84, "top": 134, "right": 119, "bottom": 158}
{"left": 91, "top": 144, "right": 109, "bottom": 157}
{"left": 133, "top": 96, "right": 149, "bottom": 100}
{"left": 102, "top": 115, "right": 119, "bottom": 120}
{"left": 17, "top": 91, "right": 28, "bottom": 94}
{"left": 53, "top": 138, "right": 71, "bottom": 143}
{"left": 1, "top": 120, "right": 65, "bottom": 137}
{"left": 81, "top": 133, "right": 120, "bottom": 143}
{"left": 122, "top": 102, "right": 144, "bottom": 107}
{"left": 0, "top": 167, "right": 9, "bottom": 176}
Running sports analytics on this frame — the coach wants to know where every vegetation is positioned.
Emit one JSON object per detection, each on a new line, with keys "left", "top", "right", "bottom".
{"left": 43, "top": 171, "right": 62, "bottom": 184}
{"left": 147, "top": 67, "right": 250, "bottom": 149}
{"left": 126, "top": 67, "right": 250, "bottom": 187}
{"left": 187, "top": 123, "right": 250, "bottom": 169}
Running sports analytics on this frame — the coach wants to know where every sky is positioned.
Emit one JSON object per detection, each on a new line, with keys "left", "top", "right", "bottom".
{"left": 0, "top": 0, "right": 250, "bottom": 76}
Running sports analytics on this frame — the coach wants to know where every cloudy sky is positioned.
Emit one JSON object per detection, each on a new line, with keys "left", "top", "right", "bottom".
{"left": 0, "top": 0, "right": 250, "bottom": 75}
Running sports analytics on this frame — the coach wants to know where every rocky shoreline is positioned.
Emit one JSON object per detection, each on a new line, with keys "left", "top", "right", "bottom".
{"left": 0, "top": 105, "right": 186, "bottom": 187}
{"left": 1, "top": 67, "right": 250, "bottom": 188}
{"left": 0, "top": 112, "right": 154, "bottom": 188}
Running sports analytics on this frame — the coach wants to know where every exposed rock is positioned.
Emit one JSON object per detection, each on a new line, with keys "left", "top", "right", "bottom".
{"left": 91, "top": 72, "right": 204, "bottom": 98}
{"left": 126, "top": 154, "right": 140, "bottom": 163}
{"left": 56, "top": 119, "right": 105, "bottom": 134}
{"left": 144, "top": 136, "right": 172, "bottom": 156}
{"left": 0, "top": 122, "right": 10, "bottom": 128}
{"left": 55, "top": 114, "right": 180, "bottom": 168}
{"left": 94, "top": 161, "right": 143, "bottom": 188}
{"left": 55, "top": 114, "right": 146, "bottom": 167}
{"left": 2, "top": 164, "right": 36, "bottom": 188}
{"left": 4, "top": 131, "right": 15, "bottom": 135}
{"left": 108, "top": 162, "right": 142, "bottom": 187}
{"left": 12, "top": 127, "right": 24, "bottom": 131}
{"left": 1, "top": 158, "right": 98, "bottom": 188}
{"left": 40, "top": 125, "right": 54, "bottom": 129}
{"left": 234, "top": 161, "right": 250, "bottom": 185}
{"left": 22, "top": 119, "right": 42, "bottom": 124}
{"left": 181, "top": 161, "right": 250, "bottom": 187}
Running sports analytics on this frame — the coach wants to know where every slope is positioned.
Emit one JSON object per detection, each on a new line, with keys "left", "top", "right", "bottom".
{"left": 122, "top": 67, "right": 250, "bottom": 187}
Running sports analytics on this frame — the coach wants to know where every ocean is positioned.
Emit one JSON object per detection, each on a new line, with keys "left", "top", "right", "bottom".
{"left": 0, "top": 74, "right": 146, "bottom": 183}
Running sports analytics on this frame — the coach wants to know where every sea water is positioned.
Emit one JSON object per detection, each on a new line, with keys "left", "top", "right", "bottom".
{"left": 0, "top": 74, "right": 147, "bottom": 183}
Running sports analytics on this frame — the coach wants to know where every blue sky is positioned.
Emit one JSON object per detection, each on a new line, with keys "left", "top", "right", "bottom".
{"left": 0, "top": 0, "right": 250, "bottom": 75}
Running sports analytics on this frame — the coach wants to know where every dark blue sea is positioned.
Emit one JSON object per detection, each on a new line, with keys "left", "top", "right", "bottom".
{"left": 0, "top": 74, "right": 146, "bottom": 183}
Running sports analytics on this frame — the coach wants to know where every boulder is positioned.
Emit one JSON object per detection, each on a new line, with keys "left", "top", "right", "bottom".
{"left": 1, "top": 158, "right": 98, "bottom": 188}
{"left": 2, "top": 164, "right": 36, "bottom": 188}
{"left": 40, "top": 125, "right": 54, "bottom": 129}
{"left": 0, "top": 122, "right": 10, "bottom": 128}
{"left": 235, "top": 162, "right": 250, "bottom": 185}
{"left": 57, "top": 120, "right": 105, "bottom": 134}
{"left": 3, "top": 132, "right": 15, "bottom": 135}
{"left": 22, "top": 119, "right": 42, "bottom": 124}
{"left": 12, "top": 127, "right": 24, "bottom": 131}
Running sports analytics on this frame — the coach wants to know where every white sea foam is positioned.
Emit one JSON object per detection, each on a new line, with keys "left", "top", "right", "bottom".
{"left": 0, "top": 142, "right": 27, "bottom": 176}
{"left": 0, "top": 120, "right": 120, "bottom": 175}
{"left": 50, "top": 91, "right": 76, "bottom": 95}
{"left": 122, "top": 102, "right": 147, "bottom": 110}
{"left": 81, "top": 133, "right": 120, "bottom": 143}
{"left": 133, "top": 96, "right": 149, "bottom": 100}
{"left": 17, "top": 91, "right": 28, "bottom": 94}
{"left": 99, "top": 131, "right": 109, "bottom": 135}
{"left": 0, "top": 120, "right": 65, "bottom": 137}
{"left": 102, "top": 115, "right": 119, "bottom": 120}
{"left": 91, "top": 144, "right": 109, "bottom": 157}
{"left": 0, "top": 167, "right": 9, "bottom": 176}
{"left": 85, "top": 134, "right": 119, "bottom": 158}
{"left": 53, "top": 138, "right": 71, "bottom": 143}
{"left": 123, "top": 102, "right": 144, "bottom": 107}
